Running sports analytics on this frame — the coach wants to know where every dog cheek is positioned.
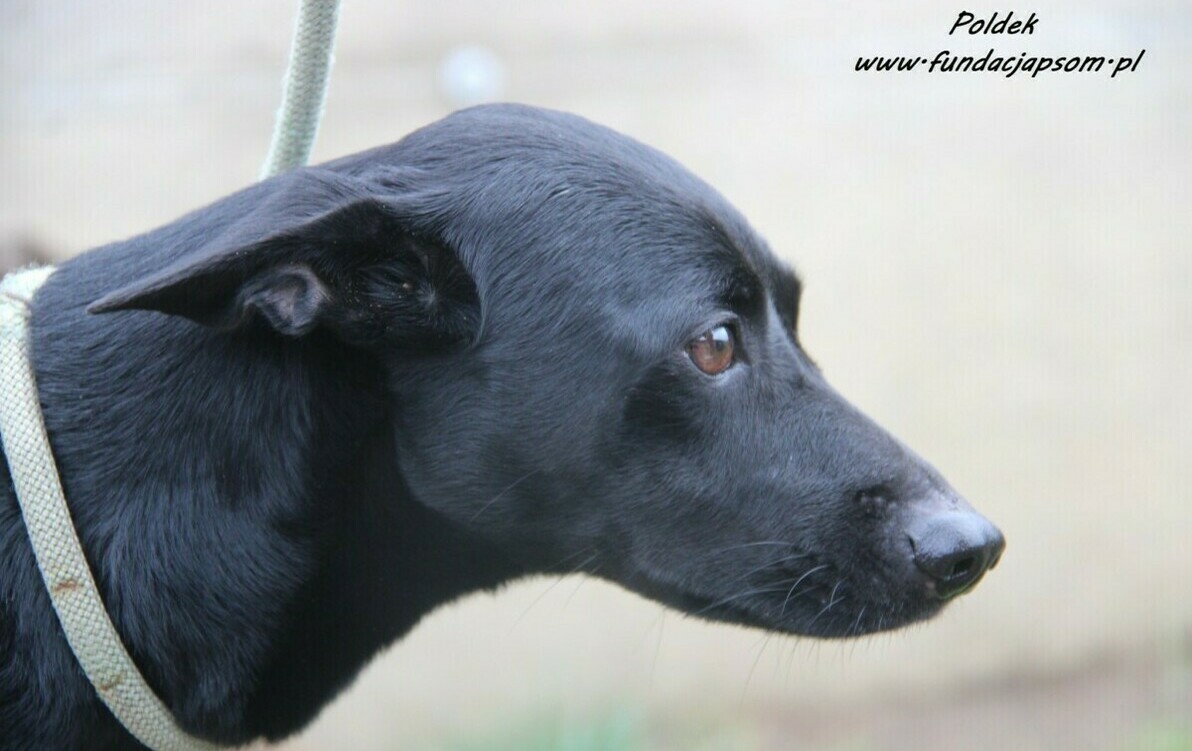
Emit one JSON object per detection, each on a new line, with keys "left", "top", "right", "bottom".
{"left": 618, "top": 364, "right": 702, "bottom": 446}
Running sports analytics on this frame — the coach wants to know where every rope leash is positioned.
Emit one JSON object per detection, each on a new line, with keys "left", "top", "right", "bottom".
{"left": 0, "top": 268, "right": 219, "bottom": 751}
{"left": 260, "top": 0, "right": 343, "bottom": 179}
{"left": 0, "top": 4, "right": 341, "bottom": 746}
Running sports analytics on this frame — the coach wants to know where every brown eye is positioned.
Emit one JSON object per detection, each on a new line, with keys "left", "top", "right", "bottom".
{"left": 687, "top": 325, "right": 735, "bottom": 375}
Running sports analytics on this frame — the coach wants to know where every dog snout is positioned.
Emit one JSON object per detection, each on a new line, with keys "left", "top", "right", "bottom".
{"left": 907, "top": 508, "right": 1005, "bottom": 600}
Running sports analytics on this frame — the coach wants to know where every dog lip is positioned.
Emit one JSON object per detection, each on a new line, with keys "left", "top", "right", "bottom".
{"left": 624, "top": 564, "right": 773, "bottom": 630}
{"left": 667, "top": 583, "right": 777, "bottom": 631}
{"left": 632, "top": 556, "right": 953, "bottom": 638}
{"left": 629, "top": 563, "right": 812, "bottom": 635}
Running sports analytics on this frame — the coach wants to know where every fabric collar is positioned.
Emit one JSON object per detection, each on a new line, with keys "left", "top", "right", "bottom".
{"left": 0, "top": 267, "right": 220, "bottom": 751}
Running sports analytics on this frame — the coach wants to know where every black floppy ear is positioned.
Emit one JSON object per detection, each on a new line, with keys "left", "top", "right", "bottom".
{"left": 88, "top": 168, "right": 479, "bottom": 348}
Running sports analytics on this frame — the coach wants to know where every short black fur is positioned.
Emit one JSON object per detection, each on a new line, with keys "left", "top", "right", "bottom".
{"left": 1, "top": 104, "right": 1000, "bottom": 749}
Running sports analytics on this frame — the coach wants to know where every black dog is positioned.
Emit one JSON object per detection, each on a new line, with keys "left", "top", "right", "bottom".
{"left": 0, "top": 104, "right": 1004, "bottom": 749}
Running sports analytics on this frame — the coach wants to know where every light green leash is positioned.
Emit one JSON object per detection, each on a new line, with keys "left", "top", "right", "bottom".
{"left": 260, "top": 0, "right": 343, "bottom": 179}
{"left": 0, "top": 268, "right": 219, "bottom": 751}
{"left": 0, "top": 2, "right": 341, "bottom": 748}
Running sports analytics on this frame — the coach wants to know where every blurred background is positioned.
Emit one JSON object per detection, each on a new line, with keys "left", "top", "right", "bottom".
{"left": 2, "top": 1, "right": 1190, "bottom": 749}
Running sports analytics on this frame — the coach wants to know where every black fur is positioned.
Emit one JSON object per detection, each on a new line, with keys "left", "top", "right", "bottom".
{"left": 0, "top": 104, "right": 1001, "bottom": 749}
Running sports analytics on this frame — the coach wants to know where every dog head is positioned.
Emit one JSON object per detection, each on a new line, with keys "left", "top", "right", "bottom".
{"left": 90, "top": 104, "right": 1003, "bottom": 638}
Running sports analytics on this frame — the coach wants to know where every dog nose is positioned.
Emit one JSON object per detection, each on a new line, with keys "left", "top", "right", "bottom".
{"left": 908, "top": 511, "right": 1005, "bottom": 600}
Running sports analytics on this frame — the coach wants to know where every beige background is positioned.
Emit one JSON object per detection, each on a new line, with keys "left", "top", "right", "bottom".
{"left": 2, "top": 2, "right": 1190, "bottom": 749}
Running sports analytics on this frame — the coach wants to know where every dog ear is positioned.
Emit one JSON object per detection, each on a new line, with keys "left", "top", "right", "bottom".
{"left": 88, "top": 169, "right": 479, "bottom": 348}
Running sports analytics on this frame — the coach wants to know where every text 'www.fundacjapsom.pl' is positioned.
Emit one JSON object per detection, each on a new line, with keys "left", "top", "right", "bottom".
{"left": 855, "top": 11, "right": 1146, "bottom": 79}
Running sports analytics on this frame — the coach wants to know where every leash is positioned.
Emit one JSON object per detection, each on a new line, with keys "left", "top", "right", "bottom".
{"left": 260, "top": 0, "right": 343, "bottom": 178}
{"left": 0, "top": 4, "right": 342, "bottom": 746}
{"left": 0, "top": 268, "right": 219, "bottom": 750}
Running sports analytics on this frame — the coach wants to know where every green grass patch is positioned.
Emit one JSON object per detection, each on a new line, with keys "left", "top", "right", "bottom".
{"left": 1119, "top": 720, "right": 1192, "bottom": 751}
{"left": 441, "top": 708, "right": 646, "bottom": 751}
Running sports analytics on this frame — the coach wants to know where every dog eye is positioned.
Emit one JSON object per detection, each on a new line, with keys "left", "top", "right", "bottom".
{"left": 687, "top": 325, "right": 735, "bottom": 375}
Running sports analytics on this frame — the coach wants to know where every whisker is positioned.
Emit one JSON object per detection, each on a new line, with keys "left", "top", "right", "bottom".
{"left": 849, "top": 605, "right": 867, "bottom": 639}
{"left": 698, "top": 548, "right": 816, "bottom": 600}
{"left": 509, "top": 550, "right": 597, "bottom": 631}
{"left": 690, "top": 584, "right": 791, "bottom": 618}
{"left": 563, "top": 563, "right": 600, "bottom": 606}
{"left": 739, "top": 632, "right": 773, "bottom": 710}
{"left": 807, "top": 580, "right": 844, "bottom": 630}
{"left": 543, "top": 546, "right": 599, "bottom": 573}
{"left": 731, "top": 552, "right": 811, "bottom": 586}
{"left": 645, "top": 608, "right": 667, "bottom": 692}
{"left": 469, "top": 469, "right": 540, "bottom": 522}
{"left": 706, "top": 540, "right": 793, "bottom": 557}
{"left": 780, "top": 564, "right": 830, "bottom": 616}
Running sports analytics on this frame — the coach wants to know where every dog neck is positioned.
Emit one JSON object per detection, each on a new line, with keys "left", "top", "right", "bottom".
{"left": 242, "top": 414, "right": 523, "bottom": 742}
{"left": 5, "top": 255, "right": 523, "bottom": 747}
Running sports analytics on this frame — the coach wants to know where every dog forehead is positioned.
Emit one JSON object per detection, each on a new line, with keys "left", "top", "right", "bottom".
{"left": 406, "top": 104, "right": 688, "bottom": 171}
{"left": 361, "top": 105, "right": 791, "bottom": 341}
{"left": 409, "top": 107, "right": 768, "bottom": 263}
{"left": 386, "top": 104, "right": 727, "bottom": 216}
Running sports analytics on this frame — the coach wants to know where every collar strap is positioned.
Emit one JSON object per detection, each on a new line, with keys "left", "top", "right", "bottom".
{"left": 0, "top": 267, "right": 220, "bottom": 751}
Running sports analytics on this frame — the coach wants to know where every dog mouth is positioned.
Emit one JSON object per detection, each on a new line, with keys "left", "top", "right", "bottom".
{"left": 621, "top": 556, "right": 948, "bottom": 639}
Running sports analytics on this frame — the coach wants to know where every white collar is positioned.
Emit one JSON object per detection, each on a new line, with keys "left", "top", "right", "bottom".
{"left": 0, "top": 266, "right": 220, "bottom": 751}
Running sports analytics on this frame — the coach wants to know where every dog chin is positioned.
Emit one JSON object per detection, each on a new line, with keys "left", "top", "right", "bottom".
{"left": 622, "top": 571, "right": 947, "bottom": 640}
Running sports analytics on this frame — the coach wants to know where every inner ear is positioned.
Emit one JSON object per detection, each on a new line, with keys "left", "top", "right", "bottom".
{"left": 329, "top": 235, "right": 481, "bottom": 349}
{"left": 239, "top": 264, "right": 329, "bottom": 337}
